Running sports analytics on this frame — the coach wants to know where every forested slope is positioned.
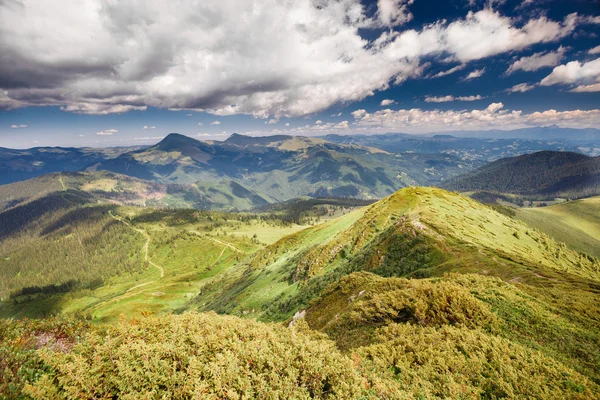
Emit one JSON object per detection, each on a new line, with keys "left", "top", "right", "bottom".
{"left": 443, "top": 151, "right": 600, "bottom": 199}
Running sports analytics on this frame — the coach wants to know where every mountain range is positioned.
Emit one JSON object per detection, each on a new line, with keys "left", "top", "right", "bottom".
{"left": 88, "top": 133, "right": 473, "bottom": 201}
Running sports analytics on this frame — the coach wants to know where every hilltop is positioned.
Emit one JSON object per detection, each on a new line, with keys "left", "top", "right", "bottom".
{"left": 443, "top": 150, "right": 600, "bottom": 199}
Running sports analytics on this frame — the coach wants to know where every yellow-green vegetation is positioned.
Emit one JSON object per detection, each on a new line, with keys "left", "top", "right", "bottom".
{"left": 20, "top": 313, "right": 371, "bottom": 399}
{"left": 2, "top": 311, "right": 596, "bottom": 399}
{"left": 357, "top": 323, "right": 595, "bottom": 399}
{"left": 515, "top": 196, "right": 600, "bottom": 258}
{"left": 306, "top": 272, "right": 600, "bottom": 386}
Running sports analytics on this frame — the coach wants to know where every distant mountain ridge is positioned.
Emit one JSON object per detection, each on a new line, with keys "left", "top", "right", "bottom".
{"left": 90, "top": 133, "right": 473, "bottom": 201}
{"left": 0, "top": 145, "right": 145, "bottom": 185}
{"left": 321, "top": 126, "right": 600, "bottom": 161}
{"left": 443, "top": 150, "right": 600, "bottom": 199}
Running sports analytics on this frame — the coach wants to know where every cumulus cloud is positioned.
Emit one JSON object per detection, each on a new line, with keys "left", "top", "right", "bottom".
{"left": 315, "top": 120, "right": 323, "bottom": 125}
{"left": 506, "top": 46, "right": 567, "bottom": 74}
{"left": 350, "top": 103, "right": 600, "bottom": 132}
{"left": 506, "top": 83, "right": 537, "bottom": 93}
{"left": 10, "top": 124, "right": 27, "bottom": 129}
{"left": 540, "top": 58, "right": 600, "bottom": 89}
{"left": 210, "top": 121, "right": 221, "bottom": 125}
{"left": 96, "top": 129, "right": 118, "bottom": 136}
{"left": 0, "top": 2, "right": 589, "bottom": 117}
{"left": 377, "top": 0, "right": 414, "bottom": 27}
{"left": 590, "top": 46, "right": 600, "bottom": 55}
{"left": 464, "top": 68, "right": 486, "bottom": 80}
{"left": 143, "top": 125, "right": 156, "bottom": 129}
{"left": 380, "top": 99, "right": 396, "bottom": 106}
{"left": 351, "top": 109, "right": 368, "bottom": 119}
{"left": 330, "top": 112, "right": 342, "bottom": 117}
{"left": 424, "top": 95, "right": 484, "bottom": 102}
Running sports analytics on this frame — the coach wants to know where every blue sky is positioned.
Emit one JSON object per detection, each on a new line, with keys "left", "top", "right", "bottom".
{"left": 1, "top": 0, "right": 600, "bottom": 148}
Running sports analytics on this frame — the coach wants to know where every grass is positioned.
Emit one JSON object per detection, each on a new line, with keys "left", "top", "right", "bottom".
{"left": 515, "top": 196, "right": 600, "bottom": 258}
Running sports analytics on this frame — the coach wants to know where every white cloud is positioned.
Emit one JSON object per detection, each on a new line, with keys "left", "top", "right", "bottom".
{"left": 351, "top": 103, "right": 600, "bottom": 132}
{"left": 10, "top": 124, "right": 27, "bottom": 129}
{"left": 570, "top": 83, "right": 600, "bottom": 92}
{"left": 143, "top": 125, "right": 156, "bottom": 129}
{"left": 351, "top": 109, "right": 367, "bottom": 119}
{"left": 464, "top": 68, "right": 486, "bottom": 80}
{"left": 330, "top": 112, "right": 342, "bottom": 117}
{"left": 377, "top": 0, "right": 414, "bottom": 27}
{"left": 506, "top": 83, "right": 537, "bottom": 93}
{"left": 507, "top": 46, "right": 567, "bottom": 74}
{"left": 334, "top": 120, "right": 349, "bottom": 129}
{"left": 430, "top": 64, "right": 466, "bottom": 78}
{"left": 96, "top": 129, "right": 118, "bottom": 136}
{"left": 210, "top": 121, "right": 221, "bottom": 125}
{"left": 380, "top": 99, "right": 396, "bottom": 106}
{"left": 540, "top": 58, "right": 600, "bottom": 87}
{"left": 0, "top": 3, "right": 587, "bottom": 118}
{"left": 315, "top": 120, "right": 323, "bottom": 125}
{"left": 186, "top": 114, "right": 192, "bottom": 117}
{"left": 198, "top": 122, "right": 204, "bottom": 126}
{"left": 285, "top": 122, "right": 290, "bottom": 126}
{"left": 590, "top": 46, "right": 600, "bottom": 55}
{"left": 267, "top": 118, "right": 278, "bottom": 124}
{"left": 424, "top": 95, "right": 484, "bottom": 102}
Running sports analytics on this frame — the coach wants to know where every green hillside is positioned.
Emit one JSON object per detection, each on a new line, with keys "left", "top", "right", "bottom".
{"left": 515, "top": 196, "right": 600, "bottom": 258}
{"left": 193, "top": 187, "right": 599, "bottom": 320}
{"left": 443, "top": 150, "right": 600, "bottom": 199}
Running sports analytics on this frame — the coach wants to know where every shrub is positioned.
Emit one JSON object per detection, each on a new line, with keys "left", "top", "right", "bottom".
{"left": 356, "top": 323, "right": 596, "bottom": 399}
{"left": 25, "top": 312, "right": 371, "bottom": 399}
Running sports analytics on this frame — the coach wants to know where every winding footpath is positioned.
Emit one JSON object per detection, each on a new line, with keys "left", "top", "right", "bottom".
{"left": 108, "top": 211, "right": 165, "bottom": 279}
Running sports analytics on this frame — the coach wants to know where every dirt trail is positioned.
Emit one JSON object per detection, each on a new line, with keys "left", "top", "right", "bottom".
{"left": 109, "top": 211, "right": 164, "bottom": 278}
{"left": 190, "top": 230, "right": 244, "bottom": 253}
{"left": 58, "top": 175, "right": 66, "bottom": 190}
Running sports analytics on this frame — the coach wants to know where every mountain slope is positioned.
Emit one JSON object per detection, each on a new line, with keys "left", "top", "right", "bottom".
{"left": 515, "top": 195, "right": 600, "bottom": 258}
{"left": 0, "top": 171, "right": 273, "bottom": 212}
{"left": 443, "top": 150, "right": 600, "bottom": 199}
{"left": 92, "top": 133, "right": 474, "bottom": 200}
{"left": 193, "top": 187, "right": 599, "bottom": 321}
{"left": 190, "top": 186, "right": 600, "bottom": 384}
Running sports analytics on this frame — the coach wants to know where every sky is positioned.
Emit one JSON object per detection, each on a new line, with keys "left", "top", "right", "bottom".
{"left": 1, "top": 0, "right": 600, "bottom": 148}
